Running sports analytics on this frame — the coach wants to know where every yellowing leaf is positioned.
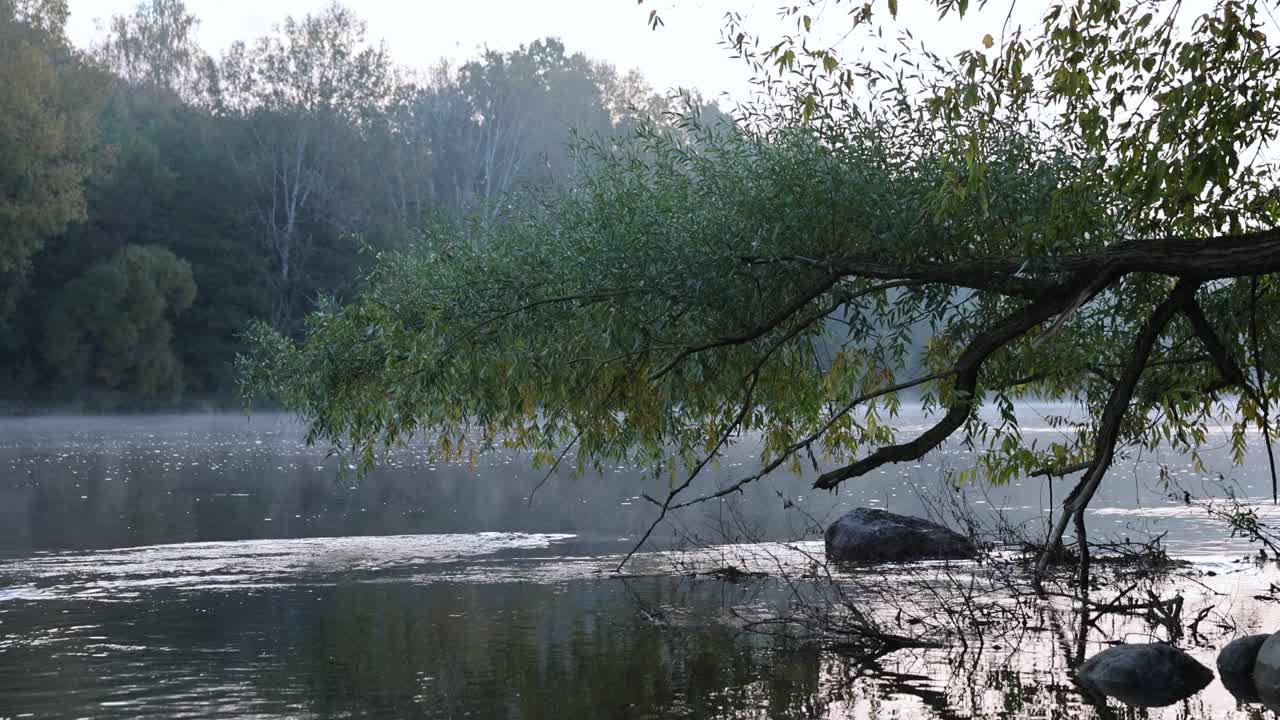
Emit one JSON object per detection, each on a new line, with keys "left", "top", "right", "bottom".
{"left": 982, "top": 33, "right": 994, "bottom": 49}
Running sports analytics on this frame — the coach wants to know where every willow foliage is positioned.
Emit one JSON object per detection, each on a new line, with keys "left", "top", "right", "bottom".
{"left": 244, "top": 115, "right": 1123, "bottom": 477}
{"left": 245, "top": 0, "right": 1280, "bottom": 566}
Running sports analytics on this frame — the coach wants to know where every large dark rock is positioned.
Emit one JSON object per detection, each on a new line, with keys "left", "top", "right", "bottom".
{"left": 823, "top": 508, "right": 976, "bottom": 563}
{"left": 1075, "top": 643, "right": 1213, "bottom": 707}
{"left": 1218, "top": 634, "right": 1270, "bottom": 703}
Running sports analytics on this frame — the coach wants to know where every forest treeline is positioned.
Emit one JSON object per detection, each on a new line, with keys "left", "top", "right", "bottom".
{"left": 0, "top": 0, "right": 723, "bottom": 411}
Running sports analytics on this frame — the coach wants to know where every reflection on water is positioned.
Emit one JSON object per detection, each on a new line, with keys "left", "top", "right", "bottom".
{"left": 1, "top": 532, "right": 581, "bottom": 599}
{"left": 2, "top": 412, "right": 1280, "bottom": 718}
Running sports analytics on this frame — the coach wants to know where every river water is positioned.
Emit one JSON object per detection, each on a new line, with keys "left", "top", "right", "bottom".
{"left": 2, "top": 410, "right": 1280, "bottom": 718}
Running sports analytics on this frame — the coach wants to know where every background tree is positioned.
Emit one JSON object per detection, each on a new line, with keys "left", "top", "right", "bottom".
{"left": 359, "top": 80, "right": 437, "bottom": 240}
{"left": 0, "top": 1, "right": 717, "bottom": 410}
{"left": 423, "top": 40, "right": 615, "bottom": 224}
{"left": 3, "top": 0, "right": 68, "bottom": 38}
{"left": 0, "top": 0, "right": 102, "bottom": 318}
{"left": 94, "top": 0, "right": 205, "bottom": 97}
{"left": 244, "top": 0, "right": 1280, "bottom": 579}
{"left": 206, "top": 2, "right": 394, "bottom": 333}
{"left": 41, "top": 244, "right": 196, "bottom": 408}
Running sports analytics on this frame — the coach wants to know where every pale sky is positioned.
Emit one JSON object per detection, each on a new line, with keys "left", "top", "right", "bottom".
{"left": 65, "top": 0, "right": 1029, "bottom": 106}
{"left": 66, "top": 1, "right": 1244, "bottom": 108}
{"left": 67, "top": 0, "right": 771, "bottom": 101}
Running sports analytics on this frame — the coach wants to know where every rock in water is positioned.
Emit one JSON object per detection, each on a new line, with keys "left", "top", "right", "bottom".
{"left": 1219, "top": 634, "right": 1271, "bottom": 674}
{"left": 823, "top": 508, "right": 976, "bottom": 563}
{"left": 1075, "top": 643, "right": 1213, "bottom": 707}
{"left": 1253, "top": 632, "right": 1280, "bottom": 710}
{"left": 1218, "top": 634, "right": 1270, "bottom": 703}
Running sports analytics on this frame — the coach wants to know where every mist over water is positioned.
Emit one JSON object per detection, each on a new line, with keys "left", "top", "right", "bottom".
{"left": 2, "top": 409, "right": 1279, "bottom": 718}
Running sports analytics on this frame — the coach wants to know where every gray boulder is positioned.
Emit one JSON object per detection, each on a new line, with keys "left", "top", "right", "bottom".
{"left": 1219, "top": 634, "right": 1271, "bottom": 674}
{"left": 1253, "top": 632, "right": 1280, "bottom": 709}
{"left": 1075, "top": 643, "right": 1213, "bottom": 707}
{"left": 1218, "top": 634, "right": 1270, "bottom": 703}
{"left": 823, "top": 508, "right": 976, "bottom": 563}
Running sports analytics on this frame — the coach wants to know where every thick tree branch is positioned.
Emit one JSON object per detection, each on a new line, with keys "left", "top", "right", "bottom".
{"left": 820, "top": 256, "right": 1046, "bottom": 298}
{"left": 800, "top": 227, "right": 1280, "bottom": 300}
{"left": 809, "top": 233, "right": 1280, "bottom": 493}
{"left": 1089, "top": 229, "right": 1280, "bottom": 279}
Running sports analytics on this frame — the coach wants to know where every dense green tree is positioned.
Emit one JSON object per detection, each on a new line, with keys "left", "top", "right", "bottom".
{"left": 86, "top": 0, "right": 272, "bottom": 396}
{"left": 0, "top": 1, "right": 102, "bottom": 318}
{"left": 69, "top": 89, "right": 268, "bottom": 398}
{"left": 0, "top": 0, "right": 713, "bottom": 410}
{"left": 41, "top": 244, "right": 196, "bottom": 407}
{"left": 244, "top": 0, "right": 1280, "bottom": 579}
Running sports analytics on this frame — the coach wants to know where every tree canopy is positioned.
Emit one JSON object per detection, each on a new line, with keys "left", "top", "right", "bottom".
{"left": 42, "top": 244, "right": 196, "bottom": 406}
{"left": 0, "top": 0, "right": 101, "bottom": 317}
{"left": 242, "top": 0, "right": 1280, "bottom": 571}
{"left": 0, "top": 0, "right": 694, "bottom": 410}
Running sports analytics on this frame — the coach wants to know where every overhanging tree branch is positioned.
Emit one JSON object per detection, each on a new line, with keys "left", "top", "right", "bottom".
{"left": 829, "top": 229, "right": 1280, "bottom": 289}
{"left": 617, "top": 371, "right": 761, "bottom": 571}
{"left": 1181, "top": 282, "right": 1279, "bottom": 502}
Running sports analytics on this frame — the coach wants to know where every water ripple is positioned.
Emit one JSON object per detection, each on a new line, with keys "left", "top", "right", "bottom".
{"left": 0, "top": 532, "right": 576, "bottom": 599}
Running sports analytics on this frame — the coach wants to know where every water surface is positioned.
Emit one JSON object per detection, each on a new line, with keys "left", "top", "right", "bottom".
{"left": 2, "top": 411, "right": 1279, "bottom": 718}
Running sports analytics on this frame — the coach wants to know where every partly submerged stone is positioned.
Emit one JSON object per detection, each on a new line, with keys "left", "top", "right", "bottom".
{"left": 1219, "top": 634, "right": 1272, "bottom": 674}
{"left": 1218, "top": 634, "right": 1270, "bottom": 703}
{"left": 823, "top": 508, "right": 976, "bottom": 563}
{"left": 1075, "top": 643, "right": 1213, "bottom": 708}
{"left": 1252, "top": 632, "right": 1280, "bottom": 709}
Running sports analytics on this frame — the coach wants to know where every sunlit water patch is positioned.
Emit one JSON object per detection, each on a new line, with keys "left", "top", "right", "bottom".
{"left": 0, "top": 532, "right": 578, "bottom": 599}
